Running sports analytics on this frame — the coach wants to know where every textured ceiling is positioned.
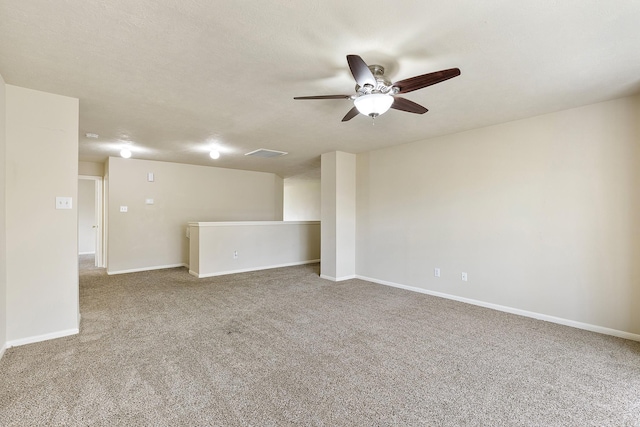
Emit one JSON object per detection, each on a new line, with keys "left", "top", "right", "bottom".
{"left": 1, "top": 1, "right": 640, "bottom": 178}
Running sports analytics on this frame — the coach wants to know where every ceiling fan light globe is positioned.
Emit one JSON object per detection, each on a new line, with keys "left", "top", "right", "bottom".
{"left": 354, "top": 93, "right": 393, "bottom": 117}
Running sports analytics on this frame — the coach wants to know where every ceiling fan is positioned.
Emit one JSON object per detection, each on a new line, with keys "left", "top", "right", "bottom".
{"left": 294, "top": 54, "right": 461, "bottom": 122}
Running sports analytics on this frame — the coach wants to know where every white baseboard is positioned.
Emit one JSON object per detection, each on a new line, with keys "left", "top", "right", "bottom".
{"left": 191, "top": 259, "right": 320, "bottom": 278}
{"left": 78, "top": 251, "right": 95, "bottom": 255}
{"left": 357, "top": 275, "right": 640, "bottom": 342}
{"left": 107, "top": 263, "right": 187, "bottom": 275}
{"left": 6, "top": 328, "right": 79, "bottom": 348}
{"left": 320, "top": 274, "right": 356, "bottom": 282}
{"left": 0, "top": 342, "right": 6, "bottom": 360}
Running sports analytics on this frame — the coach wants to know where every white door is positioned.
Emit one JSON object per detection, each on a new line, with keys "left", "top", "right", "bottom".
{"left": 78, "top": 175, "right": 104, "bottom": 267}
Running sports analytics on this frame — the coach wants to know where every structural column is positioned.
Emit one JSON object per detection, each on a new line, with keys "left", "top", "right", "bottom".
{"left": 321, "top": 151, "right": 356, "bottom": 281}
{"left": 5, "top": 85, "right": 79, "bottom": 345}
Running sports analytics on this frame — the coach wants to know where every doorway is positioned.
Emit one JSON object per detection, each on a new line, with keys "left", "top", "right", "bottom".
{"left": 78, "top": 175, "right": 104, "bottom": 267}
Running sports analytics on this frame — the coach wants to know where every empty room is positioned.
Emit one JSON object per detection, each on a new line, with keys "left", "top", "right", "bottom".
{"left": 1, "top": 1, "right": 639, "bottom": 425}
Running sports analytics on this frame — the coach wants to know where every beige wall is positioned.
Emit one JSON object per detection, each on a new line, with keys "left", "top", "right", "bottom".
{"left": 107, "top": 157, "right": 284, "bottom": 273}
{"left": 321, "top": 151, "right": 356, "bottom": 280}
{"left": 189, "top": 221, "right": 320, "bottom": 277}
{"left": 356, "top": 95, "right": 640, "bottom": 336}
{"left": 321, "top": 153, "right": 337, "bottom": 279}
{"left": 79, "top": 161, "right": 104, "bottom": 177}
{"left": 283, "top": 176, "right": 320, "bottom": 220}
{"left": 78, "top": 179, "right": 96, "bottom": 254}
{"left": 0, "top": 74, "right": 7, "bottom": 355}
{"left": 5, "top": 85, "right": 79, "bottom": 343}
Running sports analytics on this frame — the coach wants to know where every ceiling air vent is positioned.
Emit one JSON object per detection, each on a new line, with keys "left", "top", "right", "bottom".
{"left": 245, "top": 148, "right": 288, "bottom": 158}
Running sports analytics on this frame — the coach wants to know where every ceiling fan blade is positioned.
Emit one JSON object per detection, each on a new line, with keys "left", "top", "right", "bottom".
{"left": 391, "top": 97, "right": 429, "bottom": 114}
{"left": 341, "top": 106, "right": 360, "bottom": 122}
{"left": 347, "top": 55, "right": 376, "bottom": 88}
{"left": 294, "top": 95, "right": 352, "bottom": 100}
{"left": 393, "top": 68, "right": 461, "bottom": 94}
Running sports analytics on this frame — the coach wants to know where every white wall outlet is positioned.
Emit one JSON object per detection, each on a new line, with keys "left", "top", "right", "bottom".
{"left": 233, "top": 250, "right": 238, "bottom": 259}
{"left": 55, "top": 197, "right": 72, "bottom": 209}
{"left": 145, "top": 198, "right": 154, "bottom": 205}
{"left": 120, "top": 206, "right": 128, "bottom": 212}
{"left": 461, "top": 272, "right": 468, "bottom": 281}
{"left": 434, "top": 268, "right": 441, "bottom": 277}
{"left": 147, "top": 172, "right": 154, "bottom": 182}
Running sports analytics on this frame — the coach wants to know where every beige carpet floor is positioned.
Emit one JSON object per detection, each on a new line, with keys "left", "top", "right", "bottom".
{"left": 0, "top": 255, "right": 639, "bottom": 426}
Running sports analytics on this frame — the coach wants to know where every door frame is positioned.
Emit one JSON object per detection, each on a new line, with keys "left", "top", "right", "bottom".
{"left": 79, "top": 175, "right": 104, "bottom": 267}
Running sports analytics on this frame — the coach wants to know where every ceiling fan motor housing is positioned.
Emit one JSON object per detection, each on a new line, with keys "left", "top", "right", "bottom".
{"left": 355, "top": 64, "right": 393, "bottom": 95}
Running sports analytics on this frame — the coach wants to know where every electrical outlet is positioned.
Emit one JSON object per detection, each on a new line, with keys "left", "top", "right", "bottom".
{"left": 233, "top": 250, "right": 238, "bottom": 259}
{"left": 120, "top": 206, "right": 128, "bottom": 213}
{"left": 461, "top": 272, "right": 468, "bottom": 281}
{"left": 434, "top": 268, "right": 441, "bottom": 278}
{"left": 55, "top": 197, "right": 72, "bottom": 210}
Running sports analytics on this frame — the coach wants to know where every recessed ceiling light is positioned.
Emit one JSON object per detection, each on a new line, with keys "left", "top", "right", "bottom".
{"left": 209, "top": 150, "right": 220, "bottom": 160}
{"left": 85, "top": 133, "right": 99, "bottom": 138}
{"left": 120, "top": 148, "right": 132, "bottom": 159}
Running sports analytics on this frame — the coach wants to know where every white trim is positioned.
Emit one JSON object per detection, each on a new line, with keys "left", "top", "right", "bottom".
{"left": 6, "top": 328, "right": 79, "bottom": 348}
{"left": 78, "top": 251, "right": 95, "bottom": 255}
{"left": 356, "top": 275, "right": 640, "bottom": 342}
{"left": 107, "top": 263, "right": 187, "bottom": 275}
{"left": 188, "top": 220, "right": 320, "bottom": 227}
{"left": 94, "top": 178, "right": 104, "bottom": 267}
{"left": 0, "top": 343, "right": 6, "bottom": 360}
{"left": 78, "top": 175, "right": 105, "bottom": 268}
{"left": 191, "top": 259, "right": 320, "bottom": 278}
{"left": 320, "top": 274, "right": 356, "bottom": 282}
{"left": 102, "top": 176, "right": 108, "bottom": 269}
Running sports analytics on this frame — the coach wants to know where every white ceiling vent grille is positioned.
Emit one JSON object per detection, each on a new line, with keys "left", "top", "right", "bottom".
{"left": 245, "top": 148, "right": 288, "bottom": 158}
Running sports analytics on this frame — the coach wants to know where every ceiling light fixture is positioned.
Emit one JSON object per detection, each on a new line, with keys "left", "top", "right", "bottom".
{"left": 209, "top": 150, "right": 220, "bottom": 160}
{"left": 354, "top": 93, "right": 394, "bottom": 118}
{"left": 120, "top": 148, "right": 132, "bottom": 159}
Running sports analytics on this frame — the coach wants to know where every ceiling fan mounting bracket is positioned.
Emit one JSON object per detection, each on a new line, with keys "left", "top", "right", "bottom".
{"left": 368, "top": 64, "right": 385, "bottom": 76}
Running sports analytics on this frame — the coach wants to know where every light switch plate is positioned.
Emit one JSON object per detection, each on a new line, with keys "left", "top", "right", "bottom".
{"left": 145, "top": 198, "right": 154, "bottom": 205}
{"left": 56, "top": 197, "right": 72, "bottom": 209}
